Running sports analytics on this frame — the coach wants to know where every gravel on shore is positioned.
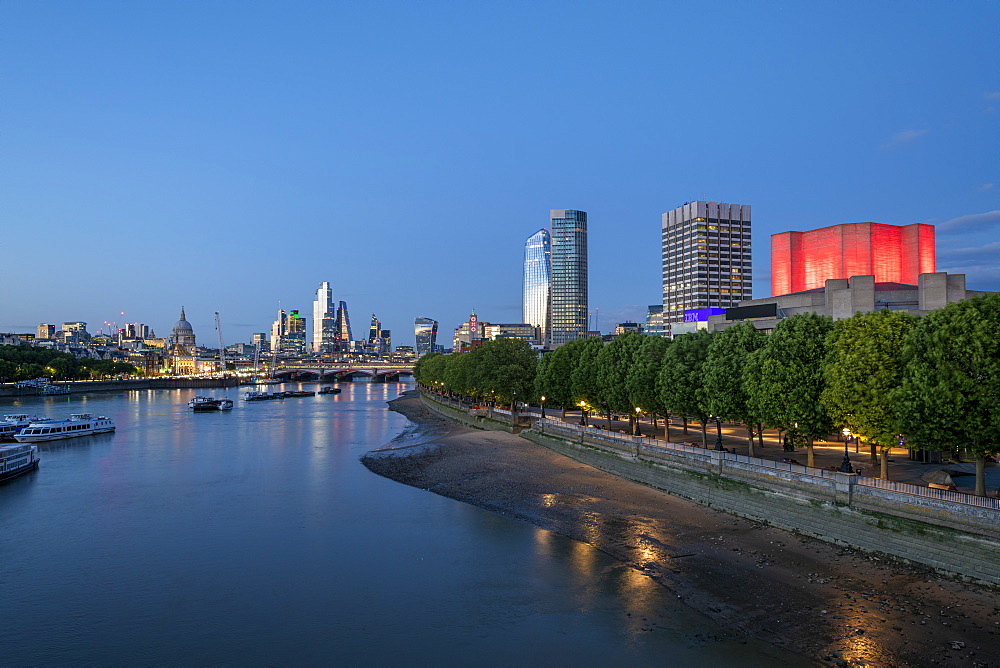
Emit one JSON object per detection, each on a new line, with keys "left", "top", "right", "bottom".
{"left": 363, "top": 391, "right": 1000, "bottom": 666}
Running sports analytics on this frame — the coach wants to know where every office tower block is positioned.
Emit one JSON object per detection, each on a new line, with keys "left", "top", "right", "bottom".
{"left": 771, "top": 222, "right": 936, "bottom": 296}
{"left": 368, "top": 314, "right": 382, "bottom": 342}
{"left": 37, "top": 324, "right": 55, "bottom": 340}
{"left": 334, "top": 301, "right": 353, "bottom": 345}
{"left": 662, "top": 201, "right": 752, "bottom": 336}
{"left": 414, "top": 317, "right": 438, "bottom": 357}
{"left": 522, "top": 228, "right": 552, "bottom": 346}
{"left": 312, "top": 281, "right": 336, "bottom": 352}
{"left": 549, "top": 209, "right": 588, "bottom": 346}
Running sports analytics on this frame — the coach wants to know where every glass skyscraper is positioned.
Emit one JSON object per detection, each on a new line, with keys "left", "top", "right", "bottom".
{"left": 549, "top": 209, "right": 588, "bottom": 346}
{"left": 414, "top": 317, "right": 438, "bottom": 357}
{"left": 661, "top": 201, "right": 752, "bottom": 336}
{"left": 312, "top": 281, "right": 336, "bottom": 352}
{"left": 522, "top": 228, "right": 551, "bottom": 346}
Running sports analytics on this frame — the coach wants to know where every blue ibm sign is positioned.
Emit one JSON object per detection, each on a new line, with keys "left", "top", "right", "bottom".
{"left": 683, "top": 308, "right": 725, "bottom": 323}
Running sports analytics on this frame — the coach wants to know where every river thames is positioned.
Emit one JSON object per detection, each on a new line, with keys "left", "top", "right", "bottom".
{"left": 1, "top": 382, "right": 795, "bottom": 665}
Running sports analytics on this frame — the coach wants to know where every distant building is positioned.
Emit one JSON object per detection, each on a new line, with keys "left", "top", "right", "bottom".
{"left": 484, "top": 323, "right": 536, "bottom": 342}
{"left": 523, "top": 228, "right": 552, "bottom": 346}
{"left": 60, "top": 321, "right": 91, "bottom": 344}
{"left": 167, "top": 307, "right": 197, "bottom": 375}
{"left": 662, "top": 201, "right": 752, "bottom": 336}
{"left": 312, "top": 281, "right": 337, "bottom": 352}
{"left": 644, "top": 305, "right": 666, "bottom": 337}
{"left": 334, "top": 301, "right": 353, "bottom": 347}
{"left": 251, "top": 332, "right": 268, "bottom": 353}
{"left": 708, "top": 272, "right": 991, "bottom": 333}
{"left": 414, "top": 317, "right": 438, "bottom": 357}
{"left": 37, "top": 324, "right": 55, "bottom": 340}
{"left": 453, "top": 310, "right": 487, "bottom": 351}
{"left": 270, "top": 309, "right": 307, "bottom": 354}
{"left": 771, "top": 222, "right": 935, "bottom": 296}
{"left": 614, "top": 322, "right": 643, "bottom": 336}
{"left": 550, "top": 209, "right": 588, "bottom": 346}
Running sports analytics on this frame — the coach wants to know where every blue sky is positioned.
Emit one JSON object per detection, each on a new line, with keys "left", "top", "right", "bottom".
{"left": 2, "top": 1, "right": 997, "bottom": 346}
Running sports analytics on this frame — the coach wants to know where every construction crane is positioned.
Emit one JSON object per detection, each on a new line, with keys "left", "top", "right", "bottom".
{"left": 215, "top": 311, "right": 227, "bottom": 377}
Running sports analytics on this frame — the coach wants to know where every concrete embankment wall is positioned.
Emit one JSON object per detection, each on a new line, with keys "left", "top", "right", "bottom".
{"left": 0, "top": 378, "right": 239, "bottom": 397}
{"left": 419, "top": 391, "right": 1000, "bottom": 585}
{"left": 420, "top": 393, "right": 522, "bottom": 433}
{"left": 519, "top": 427, "right": 1000, "bottom": 586}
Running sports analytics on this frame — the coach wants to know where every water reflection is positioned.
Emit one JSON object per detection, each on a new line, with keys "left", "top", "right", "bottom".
{"left": 1, "top": 383, "right": 798, "bottom": 666}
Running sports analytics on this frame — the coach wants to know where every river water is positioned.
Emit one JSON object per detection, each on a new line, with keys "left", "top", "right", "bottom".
{"left": 1, "top": 383, "right": 796, "bottom": 666}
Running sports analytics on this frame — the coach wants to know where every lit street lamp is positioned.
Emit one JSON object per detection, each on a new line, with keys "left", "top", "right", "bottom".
{"left": 634, "top": 407, "right": 642, "bottom": 436}
{"left": 840, "top": 428, "right": 854, "bottom": 473}
{"left": 540, "top": 396, "right": 546, "bottom": 419}
{"left": 578, "top": 400, "right": 587, "bottom": 426}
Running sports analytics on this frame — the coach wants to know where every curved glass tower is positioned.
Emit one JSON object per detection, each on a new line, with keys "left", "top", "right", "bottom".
{"left": 522, "top": 228, "right": 552, "bottom": 346}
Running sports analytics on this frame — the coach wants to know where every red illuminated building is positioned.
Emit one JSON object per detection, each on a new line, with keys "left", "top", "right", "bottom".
{"left": 771, "top": 222, "right": 935, "bottom": 296}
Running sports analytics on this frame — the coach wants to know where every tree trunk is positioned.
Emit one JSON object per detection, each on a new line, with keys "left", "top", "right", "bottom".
{"left": 880, "top": 447, "right": 889, "bottom": 480}
{"left": 757, "top": 423, "right": 765, "bottom": 451}
{"left": 869, "top": 440, "right": 878, "bottom": 465}
{"left": 664, "top": 414, "right": 670, "bottom": 442}
{"left": 582, "top": 409, "right": 588, "bottom": 427}
{"left": 607, "top": 408, "right": 613, "bottom": 430}
{"left": 746, "top": 423, "right": 756, "bottom": 457}
{"left": 700, "top": 420, "right": 708, "bottom": 448}
{"left": 806, "top": 437, "right": 815, "bottom": 468}
{"left": 628, "top": 414, "right": 635, "bottom": 434}
{"left": 682, "top": 417, "right": 689, "bottom": 435}
{"left": 975, "top": 454, "right": 986, "bottom": 497}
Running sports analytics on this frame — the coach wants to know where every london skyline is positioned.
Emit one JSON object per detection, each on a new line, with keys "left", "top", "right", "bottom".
{"left": 2, "top": 1, "right": 997, "bottom": 346}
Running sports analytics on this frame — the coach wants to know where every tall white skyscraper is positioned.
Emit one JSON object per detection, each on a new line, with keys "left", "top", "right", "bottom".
{"left": 312, "top": 281, "right": 336, "bottom": 352}
{"left": 522, "top": 228, "right": 552, "bottom": 346}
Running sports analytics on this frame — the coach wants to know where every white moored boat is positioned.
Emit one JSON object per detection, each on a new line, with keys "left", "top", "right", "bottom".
{"left": 0, "top": 443, "right": 40, "bottom": 482}
{"left": 3, "top": 414, "right": 51, "bottom": 433}
{"left": 14, "top": 414, "right": 116, "bottom": 443}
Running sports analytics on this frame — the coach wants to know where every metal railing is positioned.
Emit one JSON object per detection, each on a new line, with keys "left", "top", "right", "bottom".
{"left": 858, "top": 476, "right": 1000, "bottom": 510}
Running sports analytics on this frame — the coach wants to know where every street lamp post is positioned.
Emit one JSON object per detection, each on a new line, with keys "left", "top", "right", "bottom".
{"left": 840, "top": 428, "right": 854, "bottom": 473}
{"left": 579, "top": 401, "right": 587, "bottom": 426}
{"left": 634, "top": 407, "right": 642, "bottom": 436}
{"left": 714, "top": 417, "right": 725, "bottom": 451}
{"left": 540, "top": 396, "right": 546, "bottom": 419}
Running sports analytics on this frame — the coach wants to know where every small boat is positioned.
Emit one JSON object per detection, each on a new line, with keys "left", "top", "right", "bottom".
{"left": 189, "top": 397, "right": 234, "bottom": 411}
{"left": 244, "top": 391, "right": 284, "bottom": 401}
{"left": 0, "top": 443, "right": 40, "bottom": 482}
{"left": 318, "top": 387, "right": 341, "bottom": 395}
{"left": 283, "top": 390, "right": 316, "bottom": 398}
{"left": 188, "top": 396, "right": 215, "bottom": 408}
{"left": 0, "top": 424, "right": 17, "bottom": 441}
{"left": 3, "top": 415, "right": 50, "bottom": 433}
{"left": 14, "top": 414, "right": 115, "bottom": 443}
{"left": 38, "top": 384, "right": 71, "bottom": 395}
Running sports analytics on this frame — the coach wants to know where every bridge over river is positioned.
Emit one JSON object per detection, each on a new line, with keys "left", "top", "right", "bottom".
{"left": 267, "top": 362, "right": 414, "bottom": 383}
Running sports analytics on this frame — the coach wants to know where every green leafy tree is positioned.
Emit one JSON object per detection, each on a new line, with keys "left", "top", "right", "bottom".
{"left": 626, "top": 335, "right": 671, "bottom": 434}
{"left": 414, "top": 352, "right": 446, "bottom": 387}
{"left": 703, "top": 322, "right": 767, "bottom": 455}
{"left": 822, "top": 310, "right": 916, "bottom": 479}
{"left": 658, "top": 330, "right": 713, "bottom": 447}
{"left": 535, "top": 341, "right": 582, "bottom": 417}
{"left": 570, "top": 337, "right": 605, "bottom": 425}
{"left": 893, "top": 295, "right": 1000, "bottom": 496}
{"left": 443, "top": 352, "right": 475, "bottom": 399}
{"left": 596, "top": 332, "right": 645, "bottom": 431}
{"left": 467, "top": 338, "right": 537, "bottom": 406}
{"left": 745, "top": 313, "right": 834, "bottom": 467}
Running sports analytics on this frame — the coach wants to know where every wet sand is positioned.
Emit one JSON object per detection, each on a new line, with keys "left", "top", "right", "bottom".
{"left": 363, "top": 391, "right": 1000, "bottom": 666}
